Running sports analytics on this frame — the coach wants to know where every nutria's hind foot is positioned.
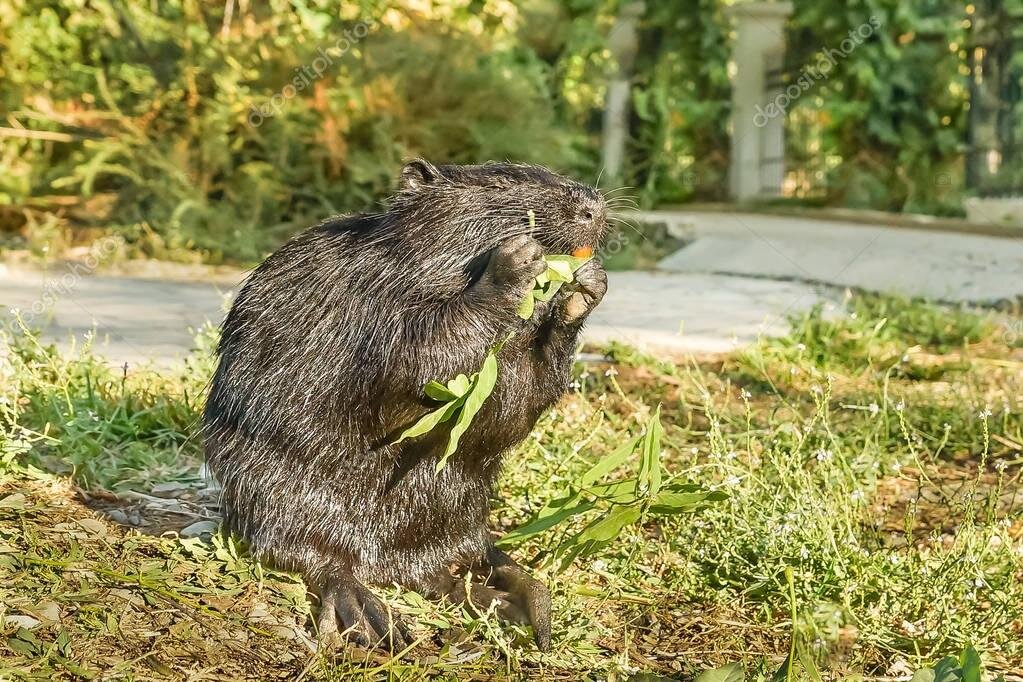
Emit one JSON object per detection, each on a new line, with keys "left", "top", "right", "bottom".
{"left": 481, "top": 547, "right": 551, "bottom": 652}
{"left": 432, "top": 548, "right": 552, "bottom": 651}
{"left": 442, "top": 576, "right": 530, "bottom": 625}
{"left": 316, "top": 575, "right": 411, "bottom": 652}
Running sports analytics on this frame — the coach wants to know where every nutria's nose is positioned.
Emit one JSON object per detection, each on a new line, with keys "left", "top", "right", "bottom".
{"left": 578, "top": 196, "right": 606, "bottom": 225}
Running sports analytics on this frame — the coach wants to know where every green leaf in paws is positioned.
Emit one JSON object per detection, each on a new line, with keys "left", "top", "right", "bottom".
{"left": 424, "top": 380, "right": 459, "bottom": 402}
{"left": 394, "top": 346, "right": 502, "bottom": 473}
{"left": 393, "top": 397, "right": 465, "bottom": 444}
{"left": 516, "top": 253, "right": 592, "bottom": 319}
{"left": 436, "top": 350, "right": 499, "bottom": 471}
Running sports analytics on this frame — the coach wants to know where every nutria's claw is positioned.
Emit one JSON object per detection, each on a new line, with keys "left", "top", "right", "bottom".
{"left": 317, "top": 578, "right": 411, "bottom": 653}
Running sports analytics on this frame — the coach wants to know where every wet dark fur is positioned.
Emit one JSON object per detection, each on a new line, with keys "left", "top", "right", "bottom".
{"left": 202, "top": 160, "right": 606, "bottom": 600}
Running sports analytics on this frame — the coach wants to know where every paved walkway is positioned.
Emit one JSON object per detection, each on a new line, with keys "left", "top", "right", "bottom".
{"left": 2, "top": 209, "right": 1018, "bottom": 365}
{"left": 0, "top": 265, "right": 831, "bottom": 366}
{"left": 643, "top": 210, "right": 1023, "bottom": 303}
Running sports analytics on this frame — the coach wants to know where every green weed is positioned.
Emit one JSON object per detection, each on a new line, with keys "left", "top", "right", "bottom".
{"left": 2, "top": 294, "right": 1021, "bottom": 678}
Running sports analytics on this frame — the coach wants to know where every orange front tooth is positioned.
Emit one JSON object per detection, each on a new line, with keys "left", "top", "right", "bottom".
{"left": 572, "top": 246, "right": 593, "bottom": 259}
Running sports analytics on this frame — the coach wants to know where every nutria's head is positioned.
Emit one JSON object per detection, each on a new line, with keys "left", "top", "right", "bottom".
{"left": 389, "top": 159, "right": 607, "bottom": 256}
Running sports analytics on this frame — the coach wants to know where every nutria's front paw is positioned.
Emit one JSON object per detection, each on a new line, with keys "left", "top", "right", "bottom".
{"left": 482, "top": 235, "right": 546, "bottom": 301}
{"left": 559, "top": 260, "right": 607, "bottom": 326}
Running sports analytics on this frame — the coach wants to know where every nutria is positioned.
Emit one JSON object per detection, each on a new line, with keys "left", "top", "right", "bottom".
{"left": 202, "top": 159, "right": 608, "bottom": 651}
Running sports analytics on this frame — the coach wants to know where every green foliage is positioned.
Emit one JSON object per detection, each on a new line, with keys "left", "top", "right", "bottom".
{"left": 517, "top": 249, "right": 591, "bottom": 319}
{"left": 762, "top": 293, "right": 997, "bottom": 372}
{"left": 1, "top": 294, "right": 1022, "bottom": 675}
{"left": 498, "top": 407, "right": 725, "bottom": 570}
{"left": 395, "top": 345, "right": 500, "bottom": 472}
{"left": 0, "top": 0, "right": 587, "bottom": 262}
{"left": 785, "top": 0, "right": 972, "bottom": 212}
{"left": 1, "top": 0, "right": 1005, "bottom": 264}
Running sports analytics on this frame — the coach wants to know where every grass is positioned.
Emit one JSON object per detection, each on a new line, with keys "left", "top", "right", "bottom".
{"left": 1, "top": 294, "right": 1021, "bottom": 680}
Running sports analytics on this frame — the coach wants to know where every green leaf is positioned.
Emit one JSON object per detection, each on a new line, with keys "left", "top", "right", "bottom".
{"left": 545, "top": 258, "right": 576, "bottom": 282}
{"left": 580, "top": 436, "right": 641, "bottom": 488}
{"left": 958, "top": 646, "right": 982, "bottom": 682}
{"left": 424, "top": 380, "right": 459, "bottom": 402}
{"left": 588, "top": 478, "right": 639, "bottom": 504}
{"left": 497, "top": 496, "right": 596, "bottom": 547}
{"left": 545, "top": 253, "right": 591, "bottom": 273}
{"left": 638, "top": 406, "right": 663, "bottom": 496}
{"left": 797, "top": 643, "right": 823, "bottom": 682}
{"left": 517, "top": 291, "right": 536, "bottom": 319}
{"left": 446, "top": 374, "right": 472, "bottom": 396}
{"left": 930, "top": 657, "right": 962, "bottom": 682}
{"left": 648, "top": 489, "right": 726, "bottom": 515}
{"left": 574, "top": 504, "right": 642, "bottom": 545}
{"left": 532, "top": 280, "right": 564, "bottom": 303}
{"left": 694, "top": 662, "right": 745, "bottom": 682}
{"left": 517, "top": 253, "right": 591, "bottom": 316}
{"left": 394, "top": 398, "right": 464, "bottom": 444}
{"left": 769, "top": 651, "right": 792, "bottom": 682}
{"left": 436, "top": 351, "right": 499, "bottom": 471}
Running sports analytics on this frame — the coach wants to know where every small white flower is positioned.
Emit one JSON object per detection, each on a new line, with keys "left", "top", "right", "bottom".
{"left": 901, "top": 354, "right": 910, "bottom": 363}
{"left": 901, "top": 620, "right": 921, "bottom": 636}
{"left": 815, "top": 448, "right": 833, "bottom": 462}
{"left": 740, "top": 388, "right": 752, "bottom": 400}
{"left": 943, "top": 422, "right": 951, "bottom": 430}
{"left": 799, "top": 546, "right": 810, "bottom": 559}
{"left": 591, "top": 559, "right": 607, "bottom": 572}
{"left": 895, "top": 401, "right": 905, "bottom": 412}
{"left": 850, "top": 490, "right": 865, "bottom": 502}
{"left": 604, "top": 367, "right": 618, "bottom": 377}
{"left": 796, "top": 343, "right": 807, "bottom": 351}
{"left": 569, "top": 380, "right": 581, "bottom": 390}
{"left": 869, "top": 402, "right": 880, "bottom": 415}
{"left": 810, "top": 384, "right": 822, "bottom": 394}
{"left": 891, "top": 461, "right": 902, "bottom": 473}
{"left": 978, "top": 408, "right": 993, "bottom": 419}
{"left": 995, "top": 459, "right": 1008, "bottom": 472}
{"left": 724, "top": 475, "right": 742, "bottom": 487}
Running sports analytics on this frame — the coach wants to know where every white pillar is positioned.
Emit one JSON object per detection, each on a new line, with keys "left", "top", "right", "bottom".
{"left": 727, "top": 2, "right": 793, "bottom": 201}
{"left": 601, "top": 1, "right": 645, "bottom": 182}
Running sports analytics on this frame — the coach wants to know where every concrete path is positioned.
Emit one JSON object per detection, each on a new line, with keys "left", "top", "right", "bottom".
{"left": 5, "top": 209, "right": 1017, "bottom": 366}
{"left": 643, "top": 210, "right": 1023, "bottom": 303}
{"left": 0, "top": 265, "right": 831, "bottom": 366}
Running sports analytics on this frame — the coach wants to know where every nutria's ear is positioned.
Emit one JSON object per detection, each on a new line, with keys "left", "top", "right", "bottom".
{"left": 399, "top": 159, "right": 439, "bottom": 191}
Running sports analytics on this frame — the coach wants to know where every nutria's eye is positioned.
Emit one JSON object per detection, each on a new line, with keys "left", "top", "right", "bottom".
{"left": 582, "top": 210, "right": 593, "bottom": 221}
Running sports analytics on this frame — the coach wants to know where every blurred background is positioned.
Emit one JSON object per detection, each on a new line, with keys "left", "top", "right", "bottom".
{"left": 1, "top": 0, "right": 1021, "bottom": 265}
